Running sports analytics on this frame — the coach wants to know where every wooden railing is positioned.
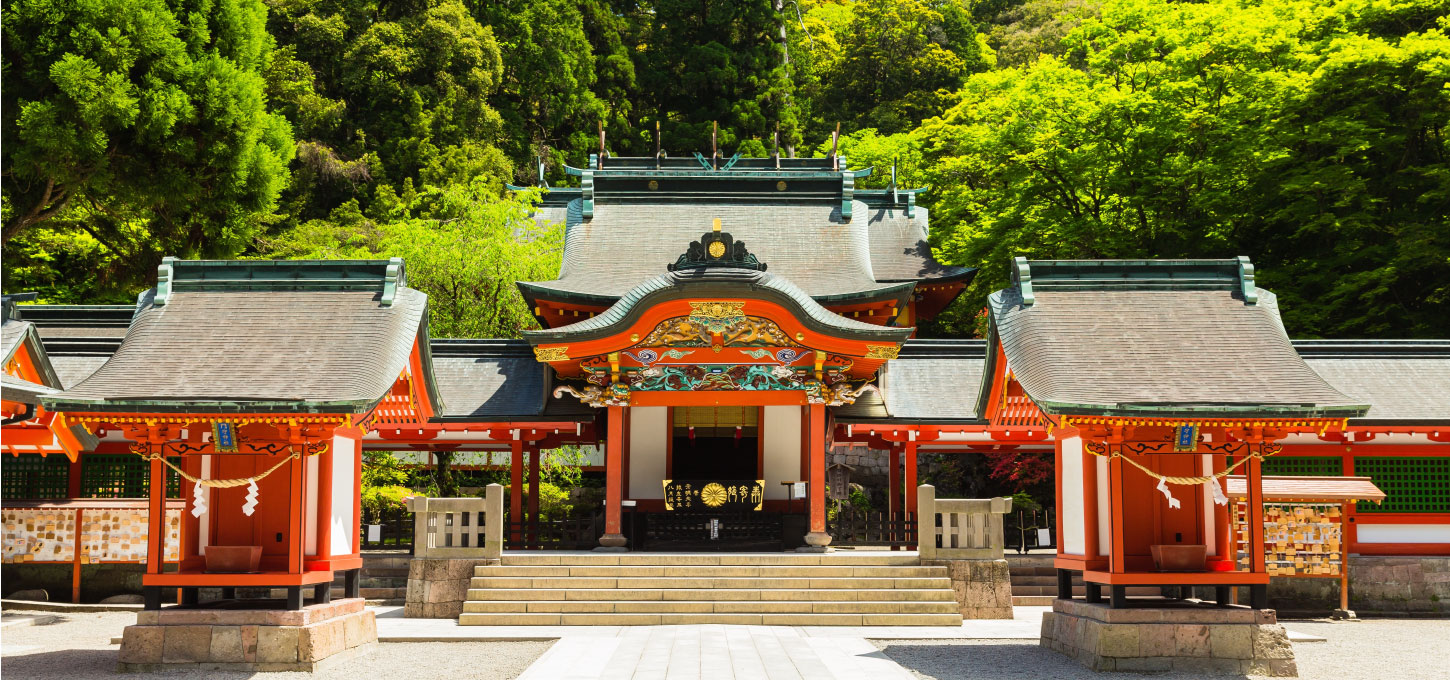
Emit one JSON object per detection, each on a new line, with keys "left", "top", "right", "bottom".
{"left": 916, "top": 485, "right": 1012, "bottom": 560}
{"left": 405, "top": 484, "right": 503, "bottom": 559}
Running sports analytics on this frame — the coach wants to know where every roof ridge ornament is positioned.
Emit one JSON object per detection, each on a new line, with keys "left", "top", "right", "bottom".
{"left": 1237, "top": 255, "right": 1258, "bottom": 305}
{"left": 1014, "top": 256, "right": 1034, "bottom": 306}
{"left": 667, "top": 219, "right": 767, "bottom": 272}
{"left": 154, "top": 257, "right": 176, "bottom": 306}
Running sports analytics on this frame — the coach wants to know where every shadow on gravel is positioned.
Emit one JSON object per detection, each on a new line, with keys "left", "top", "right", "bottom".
{"left": 876, "top": 641, "right": 1252, "bottom": 680}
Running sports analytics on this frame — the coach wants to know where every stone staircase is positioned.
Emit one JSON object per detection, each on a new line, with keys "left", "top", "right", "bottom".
{"left": 460, "top": 553, "right": 963, "bottom": 626}
{"left": 1007, "top": 554, "right": 1160, "bottom": 605}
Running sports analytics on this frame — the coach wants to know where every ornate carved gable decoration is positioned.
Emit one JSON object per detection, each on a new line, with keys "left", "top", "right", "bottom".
{"left": 637, "top": 313, "right": 792, "bottom": 348}
{"left": 668, "top": 219, "right": 766, "bottom": 272}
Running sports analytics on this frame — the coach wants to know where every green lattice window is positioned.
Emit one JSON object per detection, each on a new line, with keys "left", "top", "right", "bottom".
{"left": 1353, "top": 457, "right": 1450, "bottom": 513}
{"left": 1262, "top": 456, "right": 1342, "bottom": 477}
{"left": 78, "top": 455, "right": 183, "bottom": 499}
{"left": 2, "top": 455, "right": 70, "bottom": 499}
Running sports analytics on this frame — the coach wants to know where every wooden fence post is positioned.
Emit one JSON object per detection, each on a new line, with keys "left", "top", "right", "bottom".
{"left": 917, "top": 484, "right": 936, "bottom": 559}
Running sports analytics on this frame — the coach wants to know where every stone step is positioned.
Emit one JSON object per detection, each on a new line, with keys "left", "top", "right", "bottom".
{"left": 469, "top": 576, "right": 953, "bottom": 590}
{"left": 498, "top": 553, "right": 922, "bottom": 567}
{"left": 463, "top": 599, "right": 960, "bottom": 614}
{"left": 478, "top": 565, "right": 947, "bottom": 578}
{"left": 361, "top": 587, "right": 406, "bottom": 599}
{"left": 1013, "top": 595, "right": 1057, "bottom": 606}
{"left": 458, "top": 612, "right": 963, "bottom": 626}
{"left": 467, "top": 587, "right": 958, "bottom": 602}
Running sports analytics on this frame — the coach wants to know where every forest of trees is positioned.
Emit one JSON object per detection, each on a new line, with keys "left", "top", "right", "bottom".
{"left": 3, "top": 0, "right": 1447, "bottom": 339}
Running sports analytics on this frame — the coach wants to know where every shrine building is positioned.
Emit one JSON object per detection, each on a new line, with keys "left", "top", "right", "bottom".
{"left": 3, "top": 153, "right": 1448, "bottom": 622}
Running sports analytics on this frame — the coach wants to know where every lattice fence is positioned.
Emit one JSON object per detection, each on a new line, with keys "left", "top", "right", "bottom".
{"left": 1, "top": 456, "right": 69, "bottom": 500}
{"left": 1353, "top": 457, "right": 1450, "bottom": 513}
{"left": 1262, "top": 456, "right": 1342, "bottom": 477}
{"left": 78, "top": 455, "right": 182, "bottom": 498}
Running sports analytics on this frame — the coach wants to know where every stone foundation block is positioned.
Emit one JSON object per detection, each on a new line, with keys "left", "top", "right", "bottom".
{"left": 117, "top": 598, "right": 375, "bottom": 672}
{"left": 1040, "top": 599, "right": 1297, "bottom": 676}
{"left": 405, "top": 557, "right": 499, "bottom": 619}
{"left": 922, "top": 558, "right": 1013, "bottom": 619}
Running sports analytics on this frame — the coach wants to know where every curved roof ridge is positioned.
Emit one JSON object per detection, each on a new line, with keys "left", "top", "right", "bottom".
{"left": 525, "top": 267, "right": 914, "bottom": 345}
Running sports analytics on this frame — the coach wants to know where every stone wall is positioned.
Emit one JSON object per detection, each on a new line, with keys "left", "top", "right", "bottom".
{"left": 405, "top": 557, "right": 499, "bottom": 618}
{"left": 118, "top": 597, "right": 376, "bottom": 672}
{"left": 922, "top": 558, "right": 1013, "bottom": 619}
{"left": 827, "top": 447, "right": 945, "bottom": 505}
{"left": 1040, "top": 599, "right": 1296, "bottom": 676}
{"left": 1, "top": 563, "right": 144, "bottom": 603}
{"left": 1246, "top": 556, "right": 1450, "bottom": 616}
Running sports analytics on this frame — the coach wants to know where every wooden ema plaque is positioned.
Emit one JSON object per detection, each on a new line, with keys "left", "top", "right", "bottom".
{"left": 662, "top": 479, "right": 765, "bottom": 511}
{"left": 1235, "top": 502, "right": 1343, "bottom": 577}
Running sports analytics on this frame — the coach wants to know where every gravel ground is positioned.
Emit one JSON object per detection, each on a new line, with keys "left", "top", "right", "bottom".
{"left": 874, "top": 618, "right": 1450, "bottom": 680}
{"left": 0, "top": 610, "right": 551, "bottom": 679}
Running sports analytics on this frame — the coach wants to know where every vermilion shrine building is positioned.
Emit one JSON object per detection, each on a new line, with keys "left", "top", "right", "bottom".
{"left": 3, "top": 155, "right": 1448, "bottom": 613}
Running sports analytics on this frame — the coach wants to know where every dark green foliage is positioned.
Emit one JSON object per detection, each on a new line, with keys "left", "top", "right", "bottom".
{"left": 2, "top": 0, "right": 295, "bottom": 301}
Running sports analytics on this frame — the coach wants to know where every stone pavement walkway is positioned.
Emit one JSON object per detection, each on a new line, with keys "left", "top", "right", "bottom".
{"left": 518, "top": 625, "right": 917, "bottom": 680}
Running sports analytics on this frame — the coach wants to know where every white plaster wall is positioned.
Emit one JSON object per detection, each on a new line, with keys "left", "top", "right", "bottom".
{"left": 1357, "top": 524, "right": 1450, "bottom": 543}
{"left": 1059, "top": 435, "right": 1085, "bottom": 555}
{"left": 762, "top": 406, "right": 802, "bottom": 500}
{"left": 331, "top": 432, "right": 357, "bottom": 555}
{"left": 629, "top": 407, "right": 668, "bottom": 499}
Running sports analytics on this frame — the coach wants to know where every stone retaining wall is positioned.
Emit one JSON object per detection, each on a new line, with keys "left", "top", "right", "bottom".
{"left": 922, "top": 558, "right": 1013, "bottom": 619}
{"left": 405, "top": 557, "right": 499, "bottom": 618}
{"left": 117, "top": 597, "right": 376, "bottom": 672}
{"left": 1040, "top": 599, "right": 1296, "bottom": 676}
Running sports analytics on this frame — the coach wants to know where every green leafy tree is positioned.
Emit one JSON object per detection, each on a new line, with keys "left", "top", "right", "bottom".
{"left": 920, "top": 0, "right": 1450, "bottom": 338}
{"left": 817, "top": 0, "right": 989, "bottom": 137}
{"left": 2, "top": 0, "right": 295, "bottom": 301}
{"left": 263, "top": 181, "right": 562, "bottom": 338}
{"left": 264, "top": 0, "right": 510, "bottom": 226}
{"left": 641, "top": 0, "right": 801, "bottom": 154}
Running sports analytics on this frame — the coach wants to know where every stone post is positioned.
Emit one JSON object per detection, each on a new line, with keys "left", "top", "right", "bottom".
{"left": 917, "top": 485, "right": 1015, "bottom": 619}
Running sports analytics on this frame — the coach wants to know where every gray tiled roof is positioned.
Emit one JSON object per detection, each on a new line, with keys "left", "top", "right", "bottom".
{"left": 2, "top": 319, "right": 63, "bottom": 390}
{"left": 989, "top": 284, "right": 1368, "bottom": 417}
{"left": 430, "top": 340, "right": 592, "bottom": 420}
{"left": 861, "top": 206, "right": 968, "bottom": 281}
{"left": 526, "top": 268, "right": 914, "bottom": 345}
{"left": 1, "top": 319, "right": 33, "bottom": 363}
{"left": 47, "top": 288, "right": 428, "bottom": 412}
{"left": 834, "top": 340, "right": 987, "bottom": 422}
{"left": 51, "top": 355, "right": 113, "bottom": 389}
{"left": 527, "top": 199, "right": 966, "bottom": 302}
{"left": 2, "top": 373, "right": 58, "bottom": 404}
{"left": 1295, "top": 341, "right": 1450, "bottom": 422}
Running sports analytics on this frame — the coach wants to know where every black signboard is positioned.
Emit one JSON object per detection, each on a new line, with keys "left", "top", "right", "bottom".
{"left": 662, "top": 479, "right": 765, "bottom": 511}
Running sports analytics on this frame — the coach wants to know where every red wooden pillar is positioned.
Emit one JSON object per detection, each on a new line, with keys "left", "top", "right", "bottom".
{"left": 1108, "top": 450, "right": 1127, "bottom": 574}
{"left": 905, "top": 440, "right": 919, "bottom": 550}
{"left": 527, "top": 443, "right": 541, "bottom": 546}
{"left": 146, "top": 454, "right": 166, "bottom": 576}
{"left": 888, "top": 444, "right": 902, "bottom": 549}
{"left": 803, "top": 403, "right": 830, "bottom": 550}
{"left": 599, "top": 405, "right": 627, "bottom": 549}
{"left": 68, "top": 456, "right": 82, "bottom": 498}
{"left": 1247, "top": 453, "right": 1266, "bottom": 573}
{"left": 509, "top": 441, "right": 523, "bottom": 545}
{"left": 316, "top": 443, "right": 334, "bottom": 563}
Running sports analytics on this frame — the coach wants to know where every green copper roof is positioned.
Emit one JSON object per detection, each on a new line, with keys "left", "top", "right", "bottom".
{"left": 524, "top": 268, "right": 914, "bottom": 346}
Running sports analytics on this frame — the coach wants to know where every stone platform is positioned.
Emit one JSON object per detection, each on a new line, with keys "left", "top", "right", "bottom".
{"left": 117, "top": 597, "right": 376, "bottom": 672}
{"left": 1040, "top": 598, "right": 1297, "bottom": 676}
